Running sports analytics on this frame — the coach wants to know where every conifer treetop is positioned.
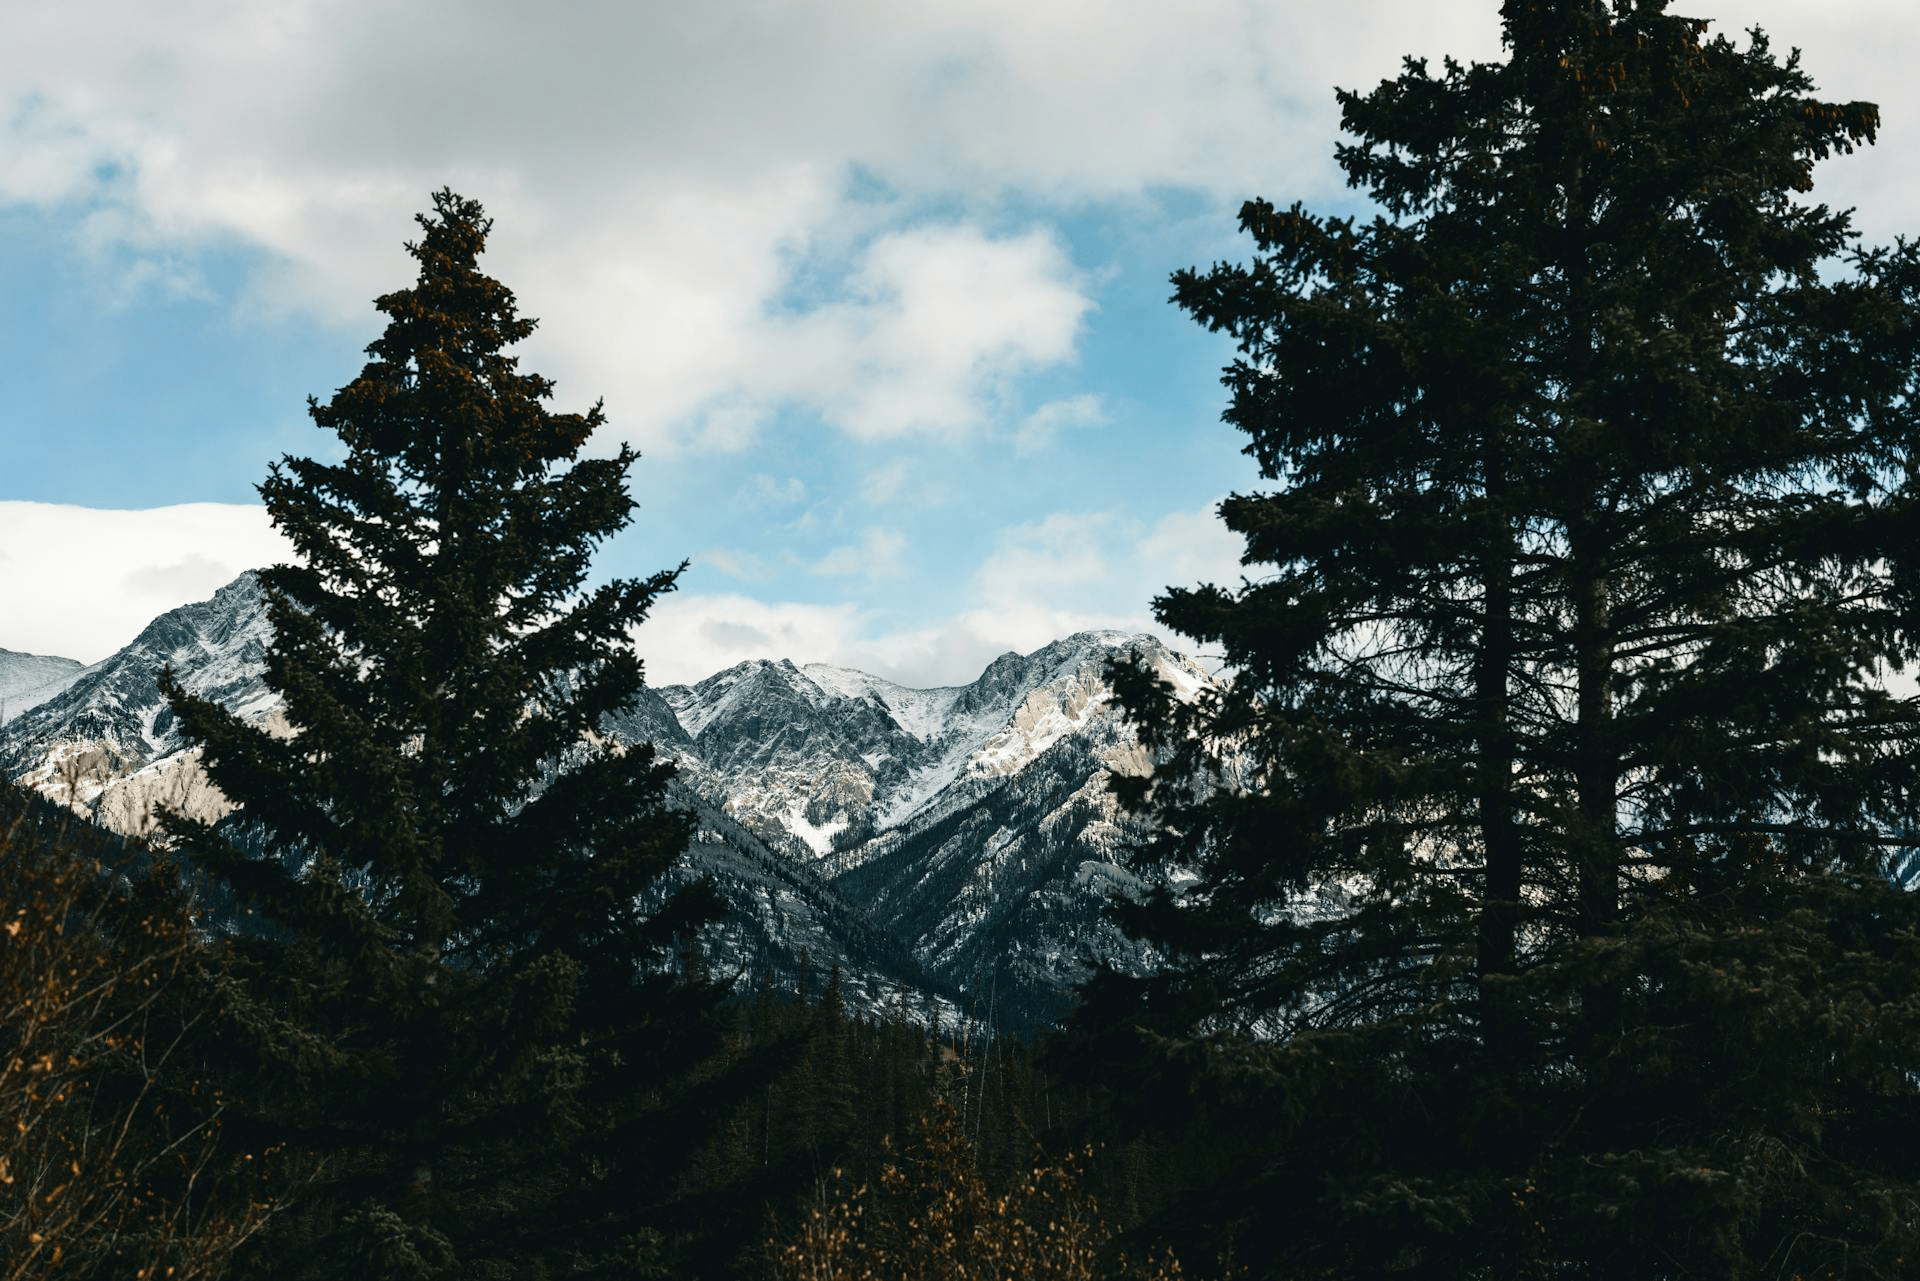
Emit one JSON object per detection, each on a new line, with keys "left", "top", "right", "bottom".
{"left": 156, "top": 189, "right": 716, "bottom": 1278}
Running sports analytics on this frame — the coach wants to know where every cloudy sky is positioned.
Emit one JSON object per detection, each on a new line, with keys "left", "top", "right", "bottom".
{"left": 4, "top": 0, "right": 1915, "bottom": 686}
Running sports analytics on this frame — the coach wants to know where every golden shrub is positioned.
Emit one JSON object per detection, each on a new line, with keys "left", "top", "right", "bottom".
{"left": 0, "top": 788, "right": 273, "bottom": 1280}
{"left": 771, "top": 1097, "right": 1185, "bottom": 1281}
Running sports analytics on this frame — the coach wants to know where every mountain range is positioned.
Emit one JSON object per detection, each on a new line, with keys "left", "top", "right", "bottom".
{"left": 1, "top": 574, "right": 1215, "bottom": 1029}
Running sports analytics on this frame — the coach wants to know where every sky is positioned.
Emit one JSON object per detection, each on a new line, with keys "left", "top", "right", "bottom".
{"left": 4, "top": 0, "right": 1917, "bottom": 688}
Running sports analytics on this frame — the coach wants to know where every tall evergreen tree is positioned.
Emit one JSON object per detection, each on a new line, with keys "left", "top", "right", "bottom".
{"left": 160, "top": 189, "right": 722, "bottom": 1279}
{"left": 1079, "top": 2, "right": 1920, "bottom": 1276}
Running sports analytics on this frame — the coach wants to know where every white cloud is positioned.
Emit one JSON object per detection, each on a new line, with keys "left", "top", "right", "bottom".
{"left": 0, "top": 0, "right": 1528, "bottom": 456}
{"left": 3, "top": 2, "right": 1905, "bottom": 317}
{"left": 743, "top": 474, "right": 806, "bottom": 506}
{"left": 1013, "top": 393, "right": 1105, "bottom": 455}
{"left": 903, "top": 500, "right": 1246, "bottom": 682}
{"left": 1137, "top": 502, "right": 1251, "bottom": 598}
{"left": 761, "top": 224, "right": 1094, "bottom": 441}
{"left": 693, "top": 547, "right": 773, "bottom": 582}
{"left": 0, "top": 496, "right": 1236, "bottom": 689}
{"left": 974, "top": 512, "right": 1119, "bottom": 606}
{"left": 638, "top": 594, "right": 875, "bottom": 686}
{"left": 941, "top": 502, "right": 1246, "bottom": 662}
{"left": 8, "top": 1, "right": 1910, "bottom": 465}
{"left": 859, "top": 458, "right": 915, "bottom": 506}
{"left": 0, "top": 502, "right": 295, "bottom": 663}
{"left": 636, "top": 591, "right": 1028, "bottom": 691}
{"left": 643, "top": 499, "right": 1247, "bottom": 688}
{"left": 810, "top": 528, "right": 908, "bottom": 579}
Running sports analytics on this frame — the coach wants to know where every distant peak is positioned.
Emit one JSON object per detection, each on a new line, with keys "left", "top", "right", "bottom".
{"left": 1056, "top": 628, "right": 1159, "bottom": 650}
{"left": 0, "top": 646, "right": 83, "bottom": 667}
{"left": 212, "top": 570, "right": 265, "bottom": 600}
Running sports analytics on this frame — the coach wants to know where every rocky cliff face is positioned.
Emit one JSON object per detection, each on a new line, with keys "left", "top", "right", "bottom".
{"left": 4, "top": 574, "right": 1214, "bottom": 1028}
{"left": 1, "top": 574, "right": 277, "bottom": 823}
{"left": 650, "top": 632, "right": 1211, "bottom": 1025}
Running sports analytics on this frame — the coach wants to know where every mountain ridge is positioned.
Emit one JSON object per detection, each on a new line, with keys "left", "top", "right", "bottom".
{"left": 3, "top": 574, "right": 1214, "bottom": 1028}
{"left": 0, "top": 648, "right": 88, "bottom": 722}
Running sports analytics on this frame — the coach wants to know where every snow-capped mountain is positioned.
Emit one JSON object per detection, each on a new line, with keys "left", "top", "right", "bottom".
{"left": 651, "top": 633, "right": 1211, "bottom": 1026}
{"left": 0, "top": 648, "right": 87, "bottom": 722}
{"left": 3, "top": 574, "right": 1216, "bottom": 1028}
{"left": 0, "top": 574, "right": 280, "bottom": 836}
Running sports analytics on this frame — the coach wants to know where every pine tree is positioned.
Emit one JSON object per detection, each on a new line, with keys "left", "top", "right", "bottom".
{"left": 159, "top": 189, "right": 723, "bottom": 1279}
{"left": 1080, "top": 2, "right": 1920, "bottom": 1276}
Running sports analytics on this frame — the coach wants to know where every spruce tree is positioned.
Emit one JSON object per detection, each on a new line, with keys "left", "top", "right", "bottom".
{"left": 160, "top": 189, "right": 722, "bottom": 1279}
{"left": 1080, "top": 2, "right": 1920, "bottom": 1276}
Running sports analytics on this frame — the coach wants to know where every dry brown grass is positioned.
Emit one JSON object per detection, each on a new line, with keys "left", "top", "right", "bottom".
{"left": 0, "top": 783, "right": 274, "bottom": 1280}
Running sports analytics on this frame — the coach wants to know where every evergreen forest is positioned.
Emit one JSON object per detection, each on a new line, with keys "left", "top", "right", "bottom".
{"left": 7, "top": 2, "right": 1920, "bottom": 1277}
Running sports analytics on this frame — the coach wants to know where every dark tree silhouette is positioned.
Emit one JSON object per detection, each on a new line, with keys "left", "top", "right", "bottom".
{"left": 1080, "top": 2, "right": 1920, "bottom": 1275}
{"left": 161, "top": 190, "right": 725, "bottom": 1279}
